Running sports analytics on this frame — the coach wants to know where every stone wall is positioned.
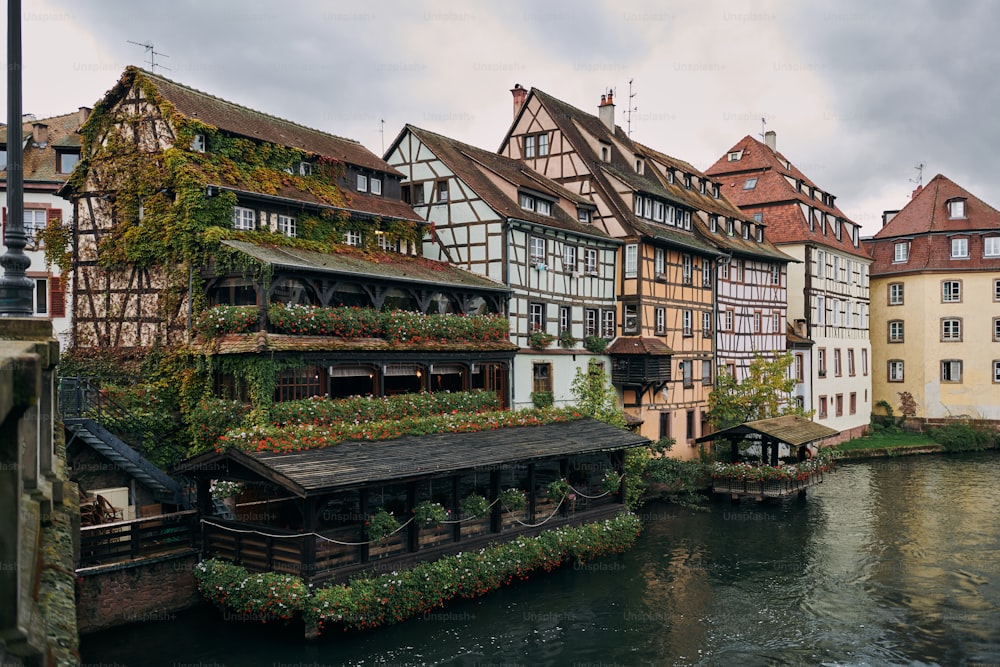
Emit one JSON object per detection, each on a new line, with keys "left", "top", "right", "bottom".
{"left": 76, "top": 552, "right": 202, "bottom": 634}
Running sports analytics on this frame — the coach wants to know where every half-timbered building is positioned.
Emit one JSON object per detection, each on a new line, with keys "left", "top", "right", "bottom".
{"left": 706, "top": 131, "right": 872, "bottom": 441}
{"left": 385, "top": 124, "right": 619, "bottom": 409}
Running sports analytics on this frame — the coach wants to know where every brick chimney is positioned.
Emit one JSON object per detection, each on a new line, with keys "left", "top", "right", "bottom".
{"left": 764, "top": 130, "right": 776, "bottom": 151}
{"left": 911, "top": 184, "right": 923, "bottom": 199}
{"left": 31, "top": 122, "right": 49, "bottom": 147}
{"left": 598, "top": 90, "right": 615, "bottom": 132}
{"left": 78, "top": 106, "right": 91, "bottom": 128}
{"left": 510, "top": 84, "right": 527, "bottom": 118}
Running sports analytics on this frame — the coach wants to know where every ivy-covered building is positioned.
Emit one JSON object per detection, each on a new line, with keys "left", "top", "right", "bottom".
{"left": 61, "top": 66, "right": 515, "bottom": 405}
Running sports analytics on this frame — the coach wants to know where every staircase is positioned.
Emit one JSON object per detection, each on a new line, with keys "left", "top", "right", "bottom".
{"left": 60, "top": 377, "right": 190, "bottom": 508}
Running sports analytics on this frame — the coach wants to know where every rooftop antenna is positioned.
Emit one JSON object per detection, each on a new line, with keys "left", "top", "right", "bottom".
{"left": 909, "top": 162, "right": 925, "bottom": 188}
{"left": 127, "top": 40, "right": 171, "bottom": 73}
{"left": 380, "top": 119, "right": 385, "bottom": 155}
{"left": 625, "top": 78, "right": 638, "bottom": 137}
{"left": 758, "top": 116, "right": 767, "bottom": 141}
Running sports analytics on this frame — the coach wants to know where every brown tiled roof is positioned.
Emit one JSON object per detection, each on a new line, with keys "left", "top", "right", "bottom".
{"left": 190, "top": 333, "right": 517, "bottom": 355}
{"left": 865, "top": 174, "right": 1000, "bottom": 276}
{"left": 0, "top": 112, "right": 81, "bottom": 184}
{"left": 786, "top": 322, "right": 813, "bottom": 346}
{"left": 134, "top": 68, "right": 399, "bottom": 175}
{"left": 696, "top": 414, "right": 837, "bottom": 446}
{"left": 222, "top": 239, "right": 509, "bottom": 291}
{"left": 399, "top": 125, "right": 614, "bottom": 240}
{"left": 607, "top": 337, "right": 673, "bottom": 355}
{"left": 705, "top": 135, "right": 869, "bottom": 260}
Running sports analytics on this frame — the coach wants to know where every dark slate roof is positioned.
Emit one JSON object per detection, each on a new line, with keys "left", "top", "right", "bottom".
{"left": 695, "top": 414, "right": 838, "bottom": 447}
{"left": 398, "top": 125, "right": 614, "bottom": 241}
{"left": 0, "top": 112, "right": 81, "bottom": 184}
{"left": 705, "top": 135, "right": 870, "bottom": 260}
{"left": 222, "top": 240, "right": 508, "bottom": 292}
{"left": 178, "top": 418, "right": 650, "bottom": 497}
{"left": 607, "top": 337, "right": 673, "bottom": 355}
{"left": 865, "top": 174, "right": 1000, "bottom": 276}
{"left": 133, "top": 68, "right": 399, "bottom": 175}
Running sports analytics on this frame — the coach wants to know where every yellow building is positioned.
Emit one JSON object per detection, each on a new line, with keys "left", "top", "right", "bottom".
{"left": 866, "top": 175, "right": 1000, "bottom": 425}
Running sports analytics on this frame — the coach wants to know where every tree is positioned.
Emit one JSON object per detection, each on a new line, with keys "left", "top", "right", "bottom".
{"left": 707, "top": 352, "right": 810, "bottom": 430}
{"left": 570, "top": 359, "right": 627, "bottom": 428}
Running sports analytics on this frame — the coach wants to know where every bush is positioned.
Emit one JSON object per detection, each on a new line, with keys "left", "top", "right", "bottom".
{"left": 270, "top": 391, "right": 501, "bottom": 426}
{"left": 530, "top": 391, "right": 554, "bottom": 409}
{"left": 366, "top": 509, "right": 401, "bottom": 542}
{"left": 192, "top": 305, "right": 259, "bottom": 339}
{"left": 583, "top": 335, "right": 608, "bottom": 354}
{"left": 529, "top": 330, "right": 556, "bottom": 349}
{"left": 460, "top": 493, "right": 490, "bottom": 519}
{"left": 188, "top": 396, "right": 250, "bottom": 454}
{"left": 929, "top": 417, "right": 999, "bottom": 452}
{"left": 194, "top": 558, "right": 308, "bottom": 622}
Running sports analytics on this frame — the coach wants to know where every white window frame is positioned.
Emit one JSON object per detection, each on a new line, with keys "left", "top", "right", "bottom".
{"left": 563, "top": 245, "right": 578, "bottom": 273}
{"left": 601, "top": 309, "right": 615, "bottom": 338}
{"left": 951, "top": 237, "right": 968, "bottom": 258}
{"left": 357, "top": 174, "right": 368, "bottom": 192}
{"left": 584, "top": 248, "right": 599, "bottom": 275}
{"left": 232, "top": 206, "right": 255, "bottom": 230}
{"left": 536, "top": 199, "right": 552, "bottom": 216}
{"left": 23, "top": 209, "right": 46, "bottom": 245}
{"left": 984, "top": 237, "right": 1000, "bottom": 257}
{"left": 994, "top": 360, "right": 1000, "bottom": 383}
{"left": 345, "top": 230, "right": 362, "bottom": 246}
{"left": 941, "top": 318, "right": 961, "bottom": 341}
{"left": 815, "top": 250, "right": 825, "bottom": 278}
{"left": 894, "top": 242, "right": 909, "bottom": 263}
{"left": 623, "top": 304, "right": 638, "bottom": 334}
{"left": 942, "top": 280, "right": 961, "bottom": 303}
{"left": 524, "top": 135, "right": 536, "bottom": 159}
{"left": 947, "top": 199, "right": 966, "bottom": 218}
{"left": 941, "top": 360, "right": 963, "bottom": 383}
{"left": 529, "top": 302, "right": 546, "bottom": 331}
{"left": 529, "top": 236, "right": 546, "bottom": 266}
{"left": 277, "top": 214, "right": 296, "bottom": 238}
{"left": 752, "top": 312, "right": 761, "bottom": 333}
{"left": 682, "top": 254, "right": 692, "bottom": 285}
{"left": 537, "top": 133, "right": 549, "bottom": 157}
{"left": 682, "top": 310, "right": 692, "bottom": 336}
{"left": 889, "top": 283, "right": 903, "bottom": 305}
{"left": 370, "top": 177, "right": 382, "bottom": 195}
{"left": 702, "top": 260, "right": 712, "bottom": 287}
{"left": 585, "top": 309, "right": 599, "bottom": 337}
{"left": 743, "top": 177, "right": 758, "bottom": 190}
{"left": 889, "top": 360, "right": 904, "bottom": 382}
{"left": 703, "top": 311, "right": 713, "bottom": 338}
{"left": 655, "top": 307, "right": 666, "bottom": 335}
{"left": 888, "top": 320, "right": 904, "bottom": 342}
{"left": 654, "top": 248, "right": 666, "bottom": 277}
{"left": 625, "top": 244, "right": 638, "bottom": 279}
{"left": 816, "top": 295, "right": 826, "bottom": 325}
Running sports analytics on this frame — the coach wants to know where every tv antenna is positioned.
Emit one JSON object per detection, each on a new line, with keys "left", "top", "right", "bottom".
{"left": 379, "top": 119, "right": 385, "bottom": 155}
{"left": 909, "top": 162, "right": 925, "bottom": 188}
{"left": 127, "top": 40, "right": 171, "bottom": 73}
{"left": 625, "top": 78, "right": 639, "bottom": 137}
{"left": 759, "top": 116, "right": 767, "bottom": 141}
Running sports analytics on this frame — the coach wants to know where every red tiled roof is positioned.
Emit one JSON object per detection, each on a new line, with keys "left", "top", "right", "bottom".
{"left": 607, "top": 337, "right": 673, "bottom": 355}
{"left": 865, "top": 174, "right": 1000, "bottom": 276}
{"left": 0, "top": 112, "right": 81, "bottom": 184}
{"left": 705, "top": 135, "right": 869, "bottom": 259}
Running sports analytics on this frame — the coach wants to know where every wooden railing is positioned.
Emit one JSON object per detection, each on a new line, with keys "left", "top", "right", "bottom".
{"left": 78, "top": 510, "right": 198, "bottom": 568}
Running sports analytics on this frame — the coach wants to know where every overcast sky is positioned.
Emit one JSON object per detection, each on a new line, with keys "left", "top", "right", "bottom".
{"left": 6, "top": 0, "right": 999, "bottom": 236}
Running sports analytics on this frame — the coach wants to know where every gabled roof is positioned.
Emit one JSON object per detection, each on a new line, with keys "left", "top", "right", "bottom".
{"left": 705, "top": 135, "right": 869, "bottom": 259}
{"left": 0, "top": 112, "right": 81, "bottom": 184}
{"left": 866, "top": 174, "right": 1000, "bottom": 275}
{"left": 221, "top": 239, "right": 509, "bottom": 292}
{"left": 131, "top": 68, "right": 398, "bottom": 175}
{"left": 607, "top": 337, "right": 673, "bottom": 355}
{"left": 395, "top": 125, "right": 614, "bottom": 241}
{"left": 695, "top": 414, "right": 837, "bottom": 447}
{"left": 176, "top": 418, "right": 649, "bottom": 497}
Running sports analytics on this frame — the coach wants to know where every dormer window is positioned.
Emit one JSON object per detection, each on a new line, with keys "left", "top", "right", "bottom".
{"left": 653, "top": 201, "right": 664, "bottom": 222}
{"left": 357, "top": 174, "right": 368, "bottom": 192}
{"left": 699, "top": 179, "right": 706, "bottom": 195}
{"left": 577, "top": 208, "right": 591, "bottom": 223}
{"left": 742, "top": 222, "right": 751, "bottom": 239}
{"left": 951, "top": 237, "right": 969, "bottom": 258}
{"left": 297, "top": 161, "right": 312, "bottom": 176}
{"left": 667, "top": 171, "right": 675, "bottom": 185}
{"left": 370, "top": 177, "right": 382, "bottom": 196}
{"left": 710, "top": 215, "right": 718, "bottom": 233}
{"left": 753, "top": 212, "right": 763, "bottom": 223}
{"left": 985, "top": 236, "right": 1000, "bottom": 257}
{"left": 894, "top": 241, "right": 909, "bottom": 263}
{"left": 520, "top": 192, "right": 552, "bottom": 216}
{"left": 756, "top": 226, "right": 764, "bottom": 242}
{"left": 743, "top": 177, "right": 758, "bottom": 190}
{"left": 728, "top": 151, "right": 742, "bottom": 162}
{"left": 947, "top": 198, "right": 967, "bottom": 219}
{"left": 713, "top": 183, "right": 720, "bottom": 198}
{"left": 57, "top": 150, "right": 80, "bottom": 174}
{"left": 635, "top": 158, "right": 643, "bottom": 174}
{"left": 684, "top": 174, "right": 692, "bottom": 189}
{"left": 600, "top": 146, "right": 609, "bottom": 162}
{"left": 191, "top": 133, "right": 206, "bottom": 152}
{"left": 727, "top": 219, "right": 735, "bottom": 236}
{"left": 232, "top": 206, "right": 255, "bottom": 231}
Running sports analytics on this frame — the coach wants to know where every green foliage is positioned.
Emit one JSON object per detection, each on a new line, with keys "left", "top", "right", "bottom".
{"left": 187, "top": 397, "right": 251, "bottom": 456}
{"left": 194, "top": 558, "right": 308, "bottom": 622}
{"left": 928, "top": 418, "right": 999, "bottom": 452}
{"left": 558, "top": 330, "right": 578, "bottom": 348}
{"left": 498, "top": 488, "right": 526, "bottom": 511}
{"left": 870, "top": 399, "right": 903, "bottom": 433}
{"left": 270, "top": 391, "right": 501, "bottom": 426}
{"left": 192, "top": 305, "right": 260, "bottom": 338}
{"left": 624, "top": 448, "right": 648, "bottom": 510}
{"left": 460, "top": 493, "right": 490, "bottom": 519}
{"left": 366, "top": 509, "right": 401, "bottom": 542}
{"left": 600, "top": 469, "right": 622, "bottom": 495}
{"left": 644, "top": 458, "right": 709, "bottom": 497}
{"left": 546, "top": 478, "right": 571, "bottom": 502}
{"left": 835, "top": 431, "right": 936, "bottom": 452}
{"left": 36, "top": 215, "right": 73, "bottom": 275}
{"left": 413, "top": 500, "right": 450, "bottom": 528}
{"left": 529, "top": 330, "right": 556, "bottom": 349}
{"left": 570, "top": 359, "right": 628, "bottom": 428}
{"left": 707, "top": 352, "right": 809, "bottom": 430}
{"left": 530, "top": 391, "right": 554, "bottom": 409}
{"left": 583, "top": 335, "right": 608, "bottom": 354}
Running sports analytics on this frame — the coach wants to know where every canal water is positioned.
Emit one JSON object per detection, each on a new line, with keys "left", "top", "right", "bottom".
{"left": 81, "top": 452, "right": 1000, "bottom": 666}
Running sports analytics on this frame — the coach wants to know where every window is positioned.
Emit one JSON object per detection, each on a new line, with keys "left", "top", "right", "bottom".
{"left": 888, "top": 320, "right": 904, "bottom": 343}
{"left": 815, "top": 250, "right": 825, "bottom": 278}
{"left": 726, "top": 219, "right": 735, "bottom": 236}
{"left": 941, "top": 318, "right": 962, "bottom": 341}
{"left": 743, "top": 177, "right": 758, "bottom": 190}
{"left": 357, "top": 174, "right": 368, "bottom": 192}
{"left": 728, "top": 151, "right": 742, "bottom": 161}
{"left": 831, "top": 299, "right": 840, "bottom": 326}
{"left": 0, "top": 147, "right": 5, "bottom": 170}
{"left": 602, "top": 309, "right": 615, "bottom": 338}
{"left": 524, "top": 135, "right": 536, "bottom": 158}
{"left": 635, "top": 159, "right": 644, "bottom": 174}
{"left": 947, "top": 198, "right": 966, "bottom": 218}
{"left": 529, "top": 237, "right": 546, "bottom": 266}
{"left": 734, "top": 258, "right": 743, "bottom": 282}
{"left": 703, "top": 312, "right": 713, "bottom": 338}
{"left": 654, "top": 248, "right": 666, "bottom": 277}
{"left": 532, "top": 363, "right": 552, "bottom": 394}
{"left": 537, "top": 134, "right": 549, "bottom": 156}
{"left": 23, "top": 209, "right": 46, "bottom": 246}
{"left": 771, "top": 264, "right": 780, "bottom": 285}
{"left": 794, "top": 354, "right": 804, "bottom": 382}
{"left": 742, "top": 222, "right": 750, "bottom": 240}
{"left": 772, "top": 313, "right": 780, "bottom": 333}
{"left": 996, "top": 279, "right": 1000, "bottom": 302}
{"left": 710, "top": 215, "right": 718, "bottom": 233}
{"left": 888, "top": 283, "right": 903, "bottom": 305}
{"left": 894, "top": 242, "right": 909, "bottom": 263}
{"left": 190, "top": 134, "right": 206, "bottom": 152}
{"left": 862, "top": 348, "right": 868, "bottom": 376}
{"left": 523, "top": 133, "right": 548, "bottom": 158}
{"left": 756, "top": 226, "right": 764, "bottom": 242}
{"left": 994, "top": 318, "right": 1000, "bottom": 342}
{"left": 835, "top": 394, "right": 844, "bottom": 417}
{"left": 818, "top": 396, "right": 828, "bottom": 419}
{"left": 584, "top": 248, "right": 599, "bottom": 275}
{"left": 232, "top": 206, "right": 255, "bottom": 230}
{"left": 942, "top": 280, "right": 961, "bottom": 302}
{"left": 559, "top": 306, "right": 571, "bottom": 334}
{"left": 888, "top": 360, "right": 904, "bottom": 382}
{"left": 32, "top": 278, "right": 47, "bottom": 315}
{"left": 848, "top": 349, "right": 856, "bottom": 376}
{"left": 702, "top": 360, "right": 713, "bottom": 385}
{"left": 951, "top": 238, "right": 968, "bottom": 258}
{"left": 578, "top": 208, "right": 591, "bottom": 223}
{"left": 529, "top": 302, "right": 546, "bottom": 331}
{"left": 941, "top": 360, "right": 963, "bottom": 383}
{"left": 370, "top": 177, "right": 382, "bottom": 195}
{"left": 985, "top": 237, "right": 1000, "bottom": 257}
{"left": 682, "top": 254, "right": 692, "bottom": 285}
{"left": 601, "top": 147, "right": 609, "bottom": 162}
{"left": 655, "top": 307, "right": 666, "bottom": 335}
{"left": 345, "top": 230, "right": 362, "bottom": 247}
{"left": 585, "top": 309, "right": 599, "bottom": 337}
{"left": 683, "top": 310, "right": 693, "bottom": 336}
{"left": 277, "top": 214, "right": 296, "bottom": 238}
{"left": 834, "top": 349, "right": 841, "bottom": 377}
{"left": 752, "top": 312, "right": 761, "bottom": 333}
{"left": 753, "top": 212, "right": 763, "bottom": 223}
{"left": 436, "top": 180, "right": 449, "bottom": 202}
{"left": 653, "top": 201, "right": 664, "bottom": 222}
{"left": 818, "top": 348, "right": 827, "bottom": 376}
{"left": 816, "top": 295, "right": 825, "bottom": 325}
{"left": 276, "top": 366, "right": 323, "bottom": 402}
{"left": 722, "top": 310, "right": 733, "bottom": 332}
{"left": 682, "top": 361, "right": 693, "bottom": 388}
{"left": 563, "top": 245, "right": 578, "bottom": 273}
{"left": 376, "top": 232, "right": 398, "bottom": 252}
{"left": 625, "top": 244, "right": 638, "bottom": 278}
{"left": 57, "top": 150, "right": 80, "bottom": 174}
{"left": 623, "top": 304, "right": 638, "bottom": 334}
{"left": 703, "top": 260, "right": 712, "bottom": 287}
{"left": 850, "top": 392, "right": 857, "bottom": 415}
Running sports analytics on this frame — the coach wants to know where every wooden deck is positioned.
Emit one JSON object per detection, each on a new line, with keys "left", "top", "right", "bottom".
{"left": 712, "top": 472, "right": 827, "bottom": 501}
{"left": 78, "top": 510, "right": 199, "bottom": 568}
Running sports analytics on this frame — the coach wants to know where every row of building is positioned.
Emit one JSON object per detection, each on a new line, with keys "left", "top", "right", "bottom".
{"left": 3, "top": 67, "right": 998, "bottom": 458}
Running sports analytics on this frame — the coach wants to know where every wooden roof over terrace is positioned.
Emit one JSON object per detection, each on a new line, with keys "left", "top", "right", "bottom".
{"left": 695, "top": 414, "right": 838, "bottom": 448}
{"left": 176, "top": 418, "right": 649, "bottom": 498}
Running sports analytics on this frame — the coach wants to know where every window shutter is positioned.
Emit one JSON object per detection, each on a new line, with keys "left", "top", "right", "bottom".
{"left": 2, "top": 206, "right": 6, "bottom": 238}
{"left": 46, "top": 207, "right": 61, "bottom": 249}
{"left": 50, "top": 275, "right": 66, "bottom": 318}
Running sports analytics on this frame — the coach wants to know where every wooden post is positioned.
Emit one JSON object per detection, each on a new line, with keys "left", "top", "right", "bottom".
{"left": 301, "top": 497, "right": 318, "bottom": 581}
{"left": 489, "top": 471, "right": 500, "bottom": 533}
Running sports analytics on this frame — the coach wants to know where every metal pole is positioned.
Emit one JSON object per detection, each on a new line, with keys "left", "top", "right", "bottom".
{"left": 0, "top": 0, "right": 33, "bottom": 315}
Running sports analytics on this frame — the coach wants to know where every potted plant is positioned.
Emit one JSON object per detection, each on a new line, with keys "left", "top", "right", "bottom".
{"left": 498, "top": 488, "right": 526, "bottom": 512}
{"left": 366, "top": 508, "right": 400, "bottom": 542}
{"left": 583, "top": 335, "right": 608, "bottom": 354}
{"left": 413, "top": 500, "right": 449, "bottom": 528}
{"left": 529, "top": 330, "right": 556, "bottom": 349}
{"left": 530, "top": 390, "right": 554, "bottom": 409}
{"left": 558, "top": 330, "right": 578, "bottom": 349}
{"left": 460, "top": 493, "right": 490, "bottom": 519}
{"left": 600, "top": 469, "right": 621, "bottom": 495}
{"left": 547, "top": 478, "right": 571, "bottom": 502}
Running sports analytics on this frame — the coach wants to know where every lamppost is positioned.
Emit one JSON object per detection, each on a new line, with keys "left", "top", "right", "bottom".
{"left": 0, "top": 0, "right": 33, "bottom": 316}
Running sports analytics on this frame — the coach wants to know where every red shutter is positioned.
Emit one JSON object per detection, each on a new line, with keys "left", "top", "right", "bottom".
{"left": 50, "top": 275, "right": 66, "bottom": 318}
{"left": 47, "top": 207, "right": 61, "bottom": 225}
{"left": 2, "top": 206, "right": 6, "bottom": 238}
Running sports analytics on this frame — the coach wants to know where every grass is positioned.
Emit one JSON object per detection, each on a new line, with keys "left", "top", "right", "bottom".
{"left": 835, "top": 431, "right": 937, "bottom": 452}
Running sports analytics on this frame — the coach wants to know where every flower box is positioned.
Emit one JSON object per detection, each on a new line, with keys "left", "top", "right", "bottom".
{"left": 460, "top": 516, "right": 491, "bottom": 539}
{"left": 368, "top": 532, "right": 407, "bottom": 560}
{"left": 418, "top": 523, "right": 454, "bottom": 549}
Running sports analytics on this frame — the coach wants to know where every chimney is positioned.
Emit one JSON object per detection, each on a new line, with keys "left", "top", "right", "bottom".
{"left": 794, "top": 319, "right": 807, "bottom": 337}
{"left": 32, "top": 122, "right": 49, "bottom": 147}
{"left": 510, "top": 84, "right": 527, "bottom": 118}
{"left": 78, "top": 106, "right": 91, "bottom": 128}
{"left": 911, "top": 184, "right": 923, "bottom": 199}
{"left": 598, "top": 90, "right": 615, "bottom": 132}
{"left": 882, "top": 210, "right": 899, "bottom": 227}
{"left": 764, "top": 130, "right": 776, "bottom": 151}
